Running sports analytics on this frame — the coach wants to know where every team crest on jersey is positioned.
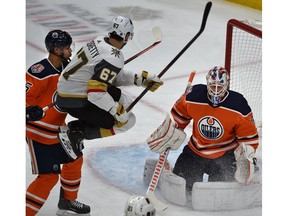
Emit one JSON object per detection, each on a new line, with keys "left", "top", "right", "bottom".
{"left": 111, "top": 48, "right": 120, "bottom": 58}
{"left": 31, "top": 63, "right": 45, "bottom": 73}
{"left": 198, "top": 116, "right": 224, "bottom": 140}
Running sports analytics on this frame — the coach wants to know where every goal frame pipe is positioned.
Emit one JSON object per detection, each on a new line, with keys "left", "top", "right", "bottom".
{"left": 224, "top": 19, "right": 262, "bottom": 89}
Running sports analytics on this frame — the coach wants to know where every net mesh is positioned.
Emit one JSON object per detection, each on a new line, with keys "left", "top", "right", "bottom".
{"left": 227, "top": 20, "right": 262, "bottom": 128}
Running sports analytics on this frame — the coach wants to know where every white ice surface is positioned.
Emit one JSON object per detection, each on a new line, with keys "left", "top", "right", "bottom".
{"left": 23, "top": 0, "right": 266, "bottom": 215}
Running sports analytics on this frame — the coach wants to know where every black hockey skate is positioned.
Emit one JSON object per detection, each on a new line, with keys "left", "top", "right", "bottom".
{"left": 58, "top": 123, "right": 85, "bottom": 160}
{"left": 57, "top": 187, "right": 91, "bottom": 216}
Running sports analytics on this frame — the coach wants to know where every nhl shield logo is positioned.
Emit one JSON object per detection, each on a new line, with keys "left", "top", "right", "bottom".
{"left": 198, "top": 116, "right": 224, "bottom": 140}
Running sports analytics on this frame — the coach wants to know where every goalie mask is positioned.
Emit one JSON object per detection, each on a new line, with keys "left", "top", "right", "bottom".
{"left": 124, "top": 195, "right": 156, "bottom": 216}
{"left": 206, "top": 66, "right": 229, "bottom": 107}
{"left": 45, "top": 30, "right": 73, "bottom": 54}
{"left": 108, "top": 16, "right": 134, "bottom": 43}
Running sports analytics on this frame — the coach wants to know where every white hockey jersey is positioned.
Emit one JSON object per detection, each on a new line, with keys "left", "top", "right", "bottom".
{"left": 57, "top": 36, "right": 135, "bottom": 109}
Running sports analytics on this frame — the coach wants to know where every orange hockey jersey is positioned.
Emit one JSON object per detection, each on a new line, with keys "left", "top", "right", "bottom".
{"left": 171, "top": 84, "right": 259, "bottom": 159}
{"left": 26, "top": 59, "right": 67, "bottom": 144}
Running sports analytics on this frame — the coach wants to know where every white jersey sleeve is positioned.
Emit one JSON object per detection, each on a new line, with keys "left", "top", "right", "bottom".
{"left": 114, "top": 69, "right": 135, "bottom": 86}
{"left": 87, "top": 91, "right": 116, "bottom": 112}
{"left": 57, "top": 36, "right": 125, "bottom": 110}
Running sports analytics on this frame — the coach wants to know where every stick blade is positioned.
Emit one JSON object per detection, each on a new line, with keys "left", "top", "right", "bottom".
{"left": 146, "top": 191, "right": 168, "bottom": 212}
{"left": 152, "top": 26, "right": 162, "bottom": 42}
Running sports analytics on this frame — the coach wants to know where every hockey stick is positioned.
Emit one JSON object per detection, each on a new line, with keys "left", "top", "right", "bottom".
{"left": 146, "top": 147, "right": 170, "bottom": 211}
{"left": 126, "top": 1, "right": 212, "bottom": 112}
{"left": 124, "top": 26, "right": 162, "bottom": 64}
{"left": 42, "top": 27, "right": 162, "bottom": 112}
{"left": 185, "top": 71, "right": 196, "bottom": 94}
{"left": 26, "top": 102, "right": 56, "bottom": 120}
{"left": 42, "top": 102, "right": 56, "bottom": 111}
{"left": 146, "top": 71, "right": 196, "bottom": 211}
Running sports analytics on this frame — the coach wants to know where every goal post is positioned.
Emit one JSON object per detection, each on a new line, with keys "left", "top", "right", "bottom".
{"left": 225, "top": 19, "right": 262, "bottom": 129}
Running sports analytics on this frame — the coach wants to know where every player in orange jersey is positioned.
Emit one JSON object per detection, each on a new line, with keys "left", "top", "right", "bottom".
{"left": 147, "top": 66, "right": 260, "bottom": 193}
{"left": 26, "top": 30, "right": 90, "bottom": 216}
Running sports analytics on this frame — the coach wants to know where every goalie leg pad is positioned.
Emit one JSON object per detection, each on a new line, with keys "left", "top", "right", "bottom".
{"left": 159, "top": 170, "right": 187, "bottom": 206}
{"left": 143, "top": 158, "right": 171, "bottom": 186}
{"left": 143, "top": 158, "right": 158, "bottom": 186}
{"left": 191, "top": 182, "right": 262, "bottom": 211}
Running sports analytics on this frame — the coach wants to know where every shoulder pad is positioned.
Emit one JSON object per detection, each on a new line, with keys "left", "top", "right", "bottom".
{"left": 186, "top": 84, "right": 209, "bottom": 103}
{"left": 27, "top": 59, "right": 59, "bottom": 79}
{"left": 222, "top": 90, "right": 252, "bottom": 115}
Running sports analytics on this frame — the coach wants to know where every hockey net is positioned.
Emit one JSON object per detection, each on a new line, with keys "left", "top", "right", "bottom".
{"left": 225, "top": 19, "right": 262, "bottom": 129}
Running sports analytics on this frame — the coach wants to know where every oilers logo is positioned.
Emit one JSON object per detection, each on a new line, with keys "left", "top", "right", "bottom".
{"left": 198, "top": 116, "right": 224, "bottom": 140}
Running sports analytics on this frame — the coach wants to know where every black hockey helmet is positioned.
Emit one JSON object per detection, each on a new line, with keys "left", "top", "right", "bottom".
{"left": 45, "top": 30, "right": 72, "bottom": 54}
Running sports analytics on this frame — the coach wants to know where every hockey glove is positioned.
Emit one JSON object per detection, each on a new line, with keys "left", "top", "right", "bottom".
{"left": 109, "top": 102, "right": 129, "bottom": 125}
{"left": 234, "top": 144, "right": 260, "bottom": 184}
{"left": 26, "top": 105, "right": 45, "bottom": 121}
{"left": 134, "top": 71, "right": 163, "bottom": 92}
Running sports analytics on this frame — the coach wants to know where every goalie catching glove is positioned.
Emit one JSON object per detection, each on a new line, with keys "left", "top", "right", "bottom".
{"left": 134, "top": 71, "right": 163, "bottom": 92}
{"left": 234, "top": 144, "right": 260, "bottom": 184}
{"left": 147, "top": 113, "right": 186, "bottom": 154}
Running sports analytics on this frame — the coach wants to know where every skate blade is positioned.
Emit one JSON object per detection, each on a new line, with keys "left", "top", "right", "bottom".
{"left": 56, "top": 209, "right": 91, "bottom": 216}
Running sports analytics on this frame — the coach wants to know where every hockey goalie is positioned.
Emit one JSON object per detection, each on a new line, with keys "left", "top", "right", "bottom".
{"left": 144, "top": 67, "right": 262, "bottom": 211}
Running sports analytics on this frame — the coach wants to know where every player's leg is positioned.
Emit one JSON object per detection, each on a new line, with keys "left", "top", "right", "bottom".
{"left": 206, "top": 150, "right": 236, "bottom": 182}
{"left": 26, "top": 174, "right": 59, "bottom": 216}
{"left": 26, "top": 139, "right": 61, "bottom": 216}
{"left": 172, "top": 145, "right": 206, "bottom": 192}
{"left": 58, "top": 87, "right": 135, "bottom": 157}
{"left": 57, "top": 156, "right": 90, "bottom": 215}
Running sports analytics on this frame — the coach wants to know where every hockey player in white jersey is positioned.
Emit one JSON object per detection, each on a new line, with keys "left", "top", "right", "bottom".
{"left": 57, "top": 16, "right": 163, "bottom": 159}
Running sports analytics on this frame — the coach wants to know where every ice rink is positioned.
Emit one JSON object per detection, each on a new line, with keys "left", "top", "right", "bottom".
{"left": 5, "top": 0, "right": 287, "bottom": 215}
{"left": 26, "top": 0, "right": 262, "bottom": 215}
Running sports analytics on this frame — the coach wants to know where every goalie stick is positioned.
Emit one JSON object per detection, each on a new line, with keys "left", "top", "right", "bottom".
{"left": 146, "top": 147, "right": 170, "bottom": 211}
{"left": 146, "top": 71, "right": 196, "bottom": 211}
{"left": 126, "top": 1, "right": 212, "bottom": 112}
{"left": 142, "top": 3, "right": 212, "bottom": 211}
{"left": 42, "top": 27, "right": 162, "bottom": 112}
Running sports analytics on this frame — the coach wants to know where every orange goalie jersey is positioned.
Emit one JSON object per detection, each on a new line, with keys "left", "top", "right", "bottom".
{"left": 26, "top": 59, "right": 67, "bottom": 144}
{"left": 171, "top": 84, "right": 259, "bottom": 159}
